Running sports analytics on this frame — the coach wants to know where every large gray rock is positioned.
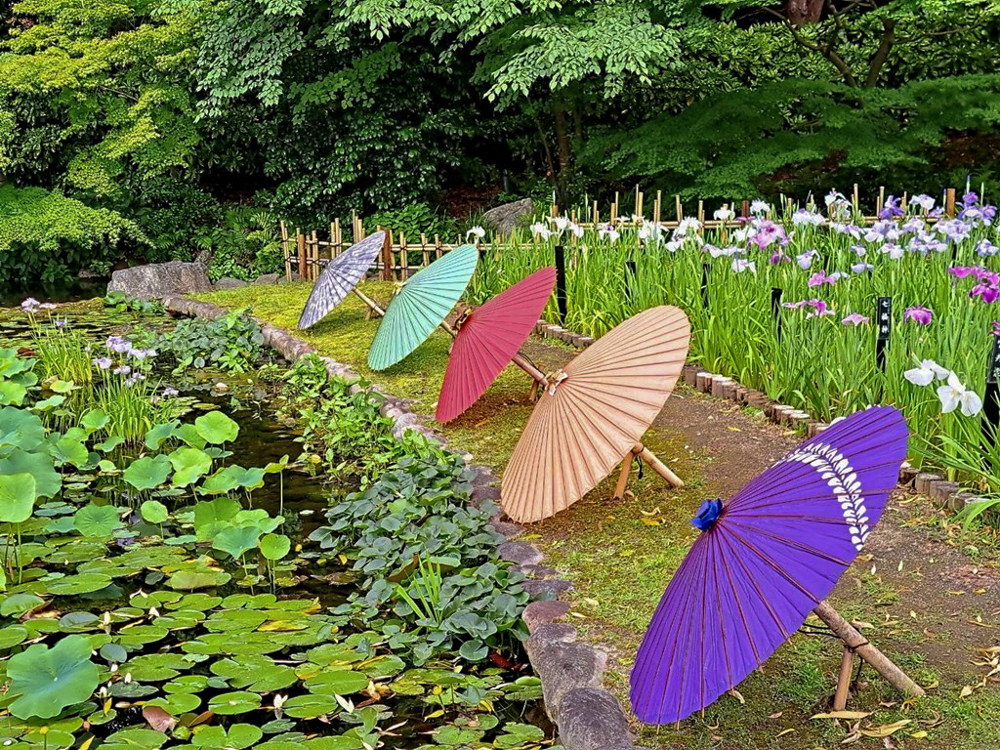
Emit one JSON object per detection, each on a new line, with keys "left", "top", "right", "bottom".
{"left": 525, "top": 638, "right": 606, "bottom": 722}
{"left": 483, "top": 198, "right": 534, "bottom": 234}
{"left": 108, "top": 262, "right": 211, "bottom": 300}
{"left": 215, "top": 277, "right": 248, "bottom": 289}
{"left": 557, "top": 688, "right": 635, "bottom": 750}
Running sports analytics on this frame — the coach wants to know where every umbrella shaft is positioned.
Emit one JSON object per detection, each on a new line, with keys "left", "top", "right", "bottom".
{"left": 813, "top": 600, "right": 924, "bottom": 697}
{"left": 353, "top": 288, "right": 386, "bottom": 317}
{"left": 511, "top": 353, "right": 546, "bottom": 384}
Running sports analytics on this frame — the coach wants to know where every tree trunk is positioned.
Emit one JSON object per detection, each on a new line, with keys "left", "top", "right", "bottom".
{"left": 786, "top": 0, "right": 825, "bottom": 26}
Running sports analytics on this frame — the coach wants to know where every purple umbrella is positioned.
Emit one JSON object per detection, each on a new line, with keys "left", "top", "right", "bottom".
{"left": 631, "top": 406, "right": 910, "bottom": 724}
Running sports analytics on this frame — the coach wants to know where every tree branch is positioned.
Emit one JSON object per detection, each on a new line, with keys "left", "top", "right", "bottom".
{"left": 766, "top": 6, "right": 858, "bottom": 87}
{"left": 865, "top": 17, "right": 895, "bottom": 87}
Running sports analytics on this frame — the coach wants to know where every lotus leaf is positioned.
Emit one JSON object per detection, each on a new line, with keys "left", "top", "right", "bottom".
{"left": 95, "top": 436, "right": 125, "bottom": 453}
{"left": 194, "top": 412, "right": 239, "bottom": 445}
{"left": 201, "top": 465, "right": 265, "bottom": 495}
{"left": 80, "top": 409, "right": 109, "bottom": 432}
{"left": 168, "top": 448, "right": 212, "bottom": 488}
{"left": 32, "top": 393, "right": 64, "bottom": 411}
{"left": 123, "top": 456, "right": 171, "bottom": 491}
{"left": 24, "top": 728, "right": 76, "bottom": 748}
{"left": 175, "top": 423, "right": 206, "bottom": 448}
{"left": 140, "top": 500, "right": 169, "bottom": 524}
{"left": 0, "top": 473, "right": 35, "bottom": 524}
{"left": 193, "top": 497, "right": 240, "bottom": 540}
{"left": 6, "top": 634, "right": 99, "bottom": 719}
{"left": 144, "top": 421, "right": 178, "bottom": 451}
{"left": 207, "top": 690, "right": 261, "bottom": 715}
{"left": 0, "top": 407, "right": 45, "bottom": 451}
{"left": 73, "top": 503, "right": 123, "bottom": 538}
{"left": 50, "top": 437, "right": 89, "bottom": 468}
{"left": 260, "top": 533, "right": 290, "bottom": 561}
{"left": 0, "top": 449, "right": 59, "bottom": 498}
{"left": 212, "top": 524, "right": 262, "bottom": 560}
{"left": 0, "top": 380, "right": 27, "bottom": 406}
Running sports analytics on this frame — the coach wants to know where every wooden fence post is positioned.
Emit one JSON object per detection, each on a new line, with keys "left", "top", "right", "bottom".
{"left": 280, "top": 220, "right": 292, "bottom": 281}
{"left": 296, "top": 229, "right": 305, "bottom": 281}
{"left": 381, "top": 229, "right": 393, "bottom": 281}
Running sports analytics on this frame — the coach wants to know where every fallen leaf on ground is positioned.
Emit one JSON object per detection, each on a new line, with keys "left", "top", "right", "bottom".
{"left": 860, "top": 720, "right": 910, "bottom": 737}
{"left": 811, "top": 711, "right": 872, "bottom": 720}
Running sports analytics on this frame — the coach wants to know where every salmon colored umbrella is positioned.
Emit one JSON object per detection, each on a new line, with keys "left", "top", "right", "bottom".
{"left": 297, "top": 232, "right": 385, "bottom": 329}
{"left": 368, "top": 244, "right": 479, "bottom": 371}
{"left": 436, "top": 267, "right": 556, "bottom": 423}
{"left": 501, "top": 306, "right": 690, "bottom": 524}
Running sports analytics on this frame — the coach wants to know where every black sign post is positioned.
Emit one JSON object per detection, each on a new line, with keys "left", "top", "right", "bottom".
{"left": 554, "top": 242, "right": 568, "bottom": 324}
{"left": 876, "top": 297, "right": 891, "bottom": 372}
{"left": 984, "top": 336, "right": 1000, "bottom": 444}
{"left": 701, "top": 263, "right": 711, "bottom": 309}
{"left": 771, "top": 287, "right": 783, "bottom": 342}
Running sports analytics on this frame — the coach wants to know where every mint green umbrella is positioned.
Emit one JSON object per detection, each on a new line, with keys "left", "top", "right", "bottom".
{"left": 368, "top": 244, "right": 479, "bottom": 371}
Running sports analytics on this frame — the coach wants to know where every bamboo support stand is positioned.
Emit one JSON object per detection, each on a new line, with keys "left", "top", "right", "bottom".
{"left": 813, "top": 600, "right": 925, "bottom": 706}
{"left": 613, "top": 442, "right": 684, "bottom": 498}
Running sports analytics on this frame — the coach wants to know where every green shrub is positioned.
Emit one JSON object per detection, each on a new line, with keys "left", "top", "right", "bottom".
{"left": 364, "top": 203, "right": 454, "bottom": 241}
{"left": 199, "top": 207, "right": 284, "bottom": 282}
{"left": 0, "top": 185, "right": 144, "bottom": 285}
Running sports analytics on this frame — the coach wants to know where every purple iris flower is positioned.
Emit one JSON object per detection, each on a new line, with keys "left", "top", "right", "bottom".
{"left": 92, "top": 357, "right": 112, "bottom": 370}
{"left": 842, "top": 314, "right": 869, "bottom": 326}
{"left": 904, "top": 306, "right": 933, "bottom": 325}
{"left": 993, "top": 322, "right": 1000, "bottom": 338}
{"left": 163, "top": 386, "right": 179, "bottom": 397}
{"left": 971, "top": 284, "right": 1000, "bottom": 304}
{"left": 879, "top": 196, "right": 904, "bottom": 220}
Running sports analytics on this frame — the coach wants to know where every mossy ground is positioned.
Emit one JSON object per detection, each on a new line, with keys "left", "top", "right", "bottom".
{"left": 196, "top": 283, "right": 1000, "bottom": 750}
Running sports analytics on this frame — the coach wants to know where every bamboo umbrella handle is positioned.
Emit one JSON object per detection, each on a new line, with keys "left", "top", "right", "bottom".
{"left": 813, "top": 600, "right": 924, "bottom": 697}
{"left": 353, "top": 287, "right": 386, "bottom": 317}
{"left": 511, "top": 352, "right": 546, "bottom": 384}
{"left": 637, "top": 444, "right": 684, "bottom": 488}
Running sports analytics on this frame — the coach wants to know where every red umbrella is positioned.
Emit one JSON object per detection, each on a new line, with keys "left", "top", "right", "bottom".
{"left": 436, "top": 268, "right": 556, "bottom": 423}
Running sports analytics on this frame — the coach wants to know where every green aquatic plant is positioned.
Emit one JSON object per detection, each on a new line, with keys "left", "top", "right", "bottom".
{"left": 6, "top": 635, "right": 99, "bottom": 719}
{"left": 151, "top": 309, "right": 265, "bottom": 374}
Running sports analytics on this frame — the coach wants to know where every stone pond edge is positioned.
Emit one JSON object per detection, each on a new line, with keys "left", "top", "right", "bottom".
{"left": 161, "top": 296, "right": 641, "bottom": 750}
{"left": 532, "top": 318, "right": 980, "bottom": 515}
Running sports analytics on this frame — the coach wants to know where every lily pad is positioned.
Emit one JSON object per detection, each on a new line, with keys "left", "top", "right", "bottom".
{"left": 73, "top": 503, "right": 123, "bottom": 538}
{"left": 0, "top": 473, "right": 35, "bottom": 524}
{"left": 123, "top": 456, "right": 171, "bottom": 491}
{"left": 206, "top": 691, "right": 261, "bottom": 715}
{"left": 46, "top": 573, "right": 113, "bottom": 596}
{"left": 6, "top": 634, "right": 99, "bottom": 719}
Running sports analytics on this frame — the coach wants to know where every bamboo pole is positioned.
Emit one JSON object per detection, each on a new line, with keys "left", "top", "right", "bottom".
{"left": 675, "top": 195, "right": 682, "bottom": 222}
{"left": 613, "top": 448, "right": 638, "bottom": 500}
{"left": 421, "top": 233, "right": 431, "bottom": 268}
{"left": 945, "top": 188, "right": 957, "bottom": 217}
{"left": 833, "top": 646, "right": 853, "bottom": 711}
{"left": 399, "top": 232, "right": 408, "bottom": 281}
{"left": 381, "top": 229, "right": 393, "bottom": 281}
{"left": 310, "top": 230, "right": 319, "bottom": 280}
{"left": 637, "top": 445, "right": 683, "bottom": 488}
{"left": 654, "top": 190, "right": 662, "bottom": 225}
{"left": 295, "top": 229, "right": 304, "bottom": 281}
{"left": 812, "top": 601, "right": 925, "bottom": 698}
{"left": 280, "top": 220, "right": 292, "bottom": 281}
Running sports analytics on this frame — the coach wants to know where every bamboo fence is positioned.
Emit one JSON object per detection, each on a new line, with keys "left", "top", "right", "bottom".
{"left": 281, "top": 185, "right": 962, "bottom": 283}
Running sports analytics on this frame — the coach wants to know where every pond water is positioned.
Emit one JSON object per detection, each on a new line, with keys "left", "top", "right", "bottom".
{"left": 0, "top": 302, "right": 547, "bottom": 750}
{"left": 0, "top": 278, "right": 109, "bottom": 308}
